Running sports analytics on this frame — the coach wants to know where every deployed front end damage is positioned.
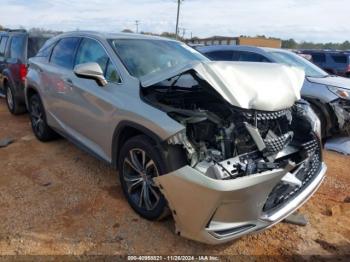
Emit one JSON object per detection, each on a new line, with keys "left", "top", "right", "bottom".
{"left": 142, "top": 62, "right": 327, "bottom": 244}
{"left": 330, "top": 99, "right": 350, "bottom": 135}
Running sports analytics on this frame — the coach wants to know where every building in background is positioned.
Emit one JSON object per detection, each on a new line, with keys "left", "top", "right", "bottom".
{"left": 187, "top": 36, "right": 281, "bottom": 48}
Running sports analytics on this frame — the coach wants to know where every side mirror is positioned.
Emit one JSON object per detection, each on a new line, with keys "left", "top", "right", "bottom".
{"left": 74, "top": 62, "right": 107, "bottom": 86}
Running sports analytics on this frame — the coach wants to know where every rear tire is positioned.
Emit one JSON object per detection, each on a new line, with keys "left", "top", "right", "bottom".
{"left": 28, "top": 94, "right": 57, "bottom": 142}
{"left": 118, "top": 135, "right": 168, "bottom": 220}
{"left": 5, "top": 83, "right": 26, "bottom": 115}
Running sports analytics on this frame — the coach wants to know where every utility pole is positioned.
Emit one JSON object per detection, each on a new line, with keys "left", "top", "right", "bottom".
{"left": 135, "top": 20, "right": 140, "bottom": 33}
{"left": 180, "top": 27, "right": 186, "bottom": 39}
{"left": 175, "top": 0, "right": 182, "bottom": 39}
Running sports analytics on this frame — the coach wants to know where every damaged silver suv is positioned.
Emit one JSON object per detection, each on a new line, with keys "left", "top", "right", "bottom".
{"left": 25, "top": 31, "right": 327, "bottom": 244}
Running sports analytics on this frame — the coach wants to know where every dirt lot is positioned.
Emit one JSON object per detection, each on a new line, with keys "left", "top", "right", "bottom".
{"left": 0, "top": 99, "right": 349, "bottom": 258}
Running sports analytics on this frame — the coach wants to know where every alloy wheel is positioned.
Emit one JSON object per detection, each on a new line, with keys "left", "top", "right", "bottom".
{"left": 30, "top": 98, "right": 45, "bottom": 137}
{"left": 122, "top": 148, "right": 161, "bottom": 211}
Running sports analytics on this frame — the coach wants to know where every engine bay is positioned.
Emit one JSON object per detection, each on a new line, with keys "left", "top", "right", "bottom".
{"left": 142, "top": 71, "right": 320, "bottom": 181}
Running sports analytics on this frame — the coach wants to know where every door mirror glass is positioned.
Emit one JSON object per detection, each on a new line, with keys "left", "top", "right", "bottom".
{"left": 74, "top": 62, "right": 107, "bottom": 86}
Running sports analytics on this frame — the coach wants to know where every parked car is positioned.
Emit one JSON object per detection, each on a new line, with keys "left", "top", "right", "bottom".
{"left": 197, "top": 45, "right": 350, "bottom": 138}
{"left": 0, "top": 29, "right": 51, "bottom": 114}
{"left": 26, "top": 31, "right": 326, "bottom": 244}
{"left": 299, "top": 50, "right": 350, "bottom": 77}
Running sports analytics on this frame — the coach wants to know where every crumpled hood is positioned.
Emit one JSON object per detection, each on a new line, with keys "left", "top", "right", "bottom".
{"left": 141, "top": 61, "right": 305, "bottom": 111}
{"left": 308, "top": 75, "right": 350, "bottom": 90}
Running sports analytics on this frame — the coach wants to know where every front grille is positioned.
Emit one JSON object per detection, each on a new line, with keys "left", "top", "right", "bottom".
{"left": 263, "top": 135, "right": 322, "bottom": 213}
{"left": 264, "top": 131, "right": 293, "bottom": 155}
{"left": 242, "top": 109, "right": 290, "bottom": 121}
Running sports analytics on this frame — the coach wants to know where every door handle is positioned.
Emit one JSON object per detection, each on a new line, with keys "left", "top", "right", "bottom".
{"left": 64, "top": 78, "right": 74, "bottom": 86}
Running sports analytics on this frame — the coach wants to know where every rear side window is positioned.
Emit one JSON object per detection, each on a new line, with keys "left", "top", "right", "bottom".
{"left": 311, "top": 53, "right": 326, "bottom": 63}
{"left": 36, "top": 42, "right": 55, "bottom": 58}
{"left": 9, "top": 35, "right": 25, "bottom": 60}
{"left": 50, "top": 37, "right": 80, "bottom": 69}
{"left": 28, "top": 37, "right": 49, "bottom": 58}
{"left": 0, "top": 36, "right": 8, "bottom": 56}
{"left": 205, "top": 51, "right": 233, "bottom": 61}
{"left": 237, "top": 51, "right": 270, "bottom": 62}
{"left": 331, "top": 55, "right": 347, "bottom": 64}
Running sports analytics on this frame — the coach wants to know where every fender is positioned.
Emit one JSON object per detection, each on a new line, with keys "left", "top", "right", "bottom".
{"left": 111, "top": 120, "right": 188, "bottom": 172}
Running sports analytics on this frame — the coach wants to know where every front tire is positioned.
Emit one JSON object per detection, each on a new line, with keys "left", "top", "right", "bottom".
{"left": 28, "top": 94, "right": 57, "bottom": 141}
{"left": 5, "top": 83, "right": 26, "bottom": 115}
{"left": 118, "top": 135, "right": 168, "bottom": 220}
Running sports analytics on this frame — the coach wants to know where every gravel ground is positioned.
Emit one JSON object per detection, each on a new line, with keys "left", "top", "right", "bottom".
{"left": 0, "top": 99, "right": 349, "bottom": 258}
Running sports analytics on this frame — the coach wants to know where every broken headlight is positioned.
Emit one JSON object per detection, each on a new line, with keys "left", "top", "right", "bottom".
{"left": 328, "top": 86, "right": 350, "bottom": 100}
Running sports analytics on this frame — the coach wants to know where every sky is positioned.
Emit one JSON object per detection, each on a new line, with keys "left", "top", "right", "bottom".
{"left": 0, "top": 0, "right": 348, "bottom": 43}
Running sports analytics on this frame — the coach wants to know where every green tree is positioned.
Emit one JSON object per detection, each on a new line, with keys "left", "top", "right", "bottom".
{"left": 282, "top": 38, "right": 298, "bottom": 49}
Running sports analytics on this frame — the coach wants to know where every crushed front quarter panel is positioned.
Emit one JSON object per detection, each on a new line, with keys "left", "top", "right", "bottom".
{"left": 330, "top": 99, "right": 350, "bottom": 134}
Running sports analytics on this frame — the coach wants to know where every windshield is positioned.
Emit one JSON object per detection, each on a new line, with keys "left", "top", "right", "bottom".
{"left": 109, "top": 39, "right": 207, "bottom": 78}
{"left": 269, "top": 51, "right": 329, "bottom": 78}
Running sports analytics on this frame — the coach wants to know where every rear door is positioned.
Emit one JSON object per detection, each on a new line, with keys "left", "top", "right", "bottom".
{"left": 54, "top": 37, "right": 122, "bottom": 161}
{"left": 42, "top": 37, "right": 81, "bottom": 130}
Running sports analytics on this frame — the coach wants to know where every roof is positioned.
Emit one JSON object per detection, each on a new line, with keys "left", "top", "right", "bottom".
{"left": 55, "top": 31, "right": 176, "bottom": 41}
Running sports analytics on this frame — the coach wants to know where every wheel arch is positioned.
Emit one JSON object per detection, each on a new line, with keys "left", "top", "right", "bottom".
{"left": 112, "top": 121, "right": 164, "bottom": 170}
{"left": 25, "top": 85, "right": 40, "bottom": 108}
{"left": 112, "top": 121, "right": 188, "bottom": 172}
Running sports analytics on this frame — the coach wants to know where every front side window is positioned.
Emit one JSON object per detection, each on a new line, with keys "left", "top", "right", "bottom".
{"left": 75, "top": 38, "right": 120, "bottom": 83}
{"left": 0, "top": 36, "right": 8, "bottom": 56}
{"left": 109, "top": 39, "right": 207, "bottom": 78}
{"left": 75, "top": 38, "right": 109, "bottom": 71}
{"left": 105, "top": 59, "right": 120, "bottom": 83}
{"left": 9, "top": 35, "right": 25, "bottom": 60}
{"left": 205, "top": 51, "right": 233, "bottom": 61}
{"left": 50, "top": 37, "right": 80, "bottom": 69}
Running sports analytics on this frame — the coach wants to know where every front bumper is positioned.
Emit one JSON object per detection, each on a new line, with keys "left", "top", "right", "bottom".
{"left": 155, "top": 161, "right": 326, "bottom": 244}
